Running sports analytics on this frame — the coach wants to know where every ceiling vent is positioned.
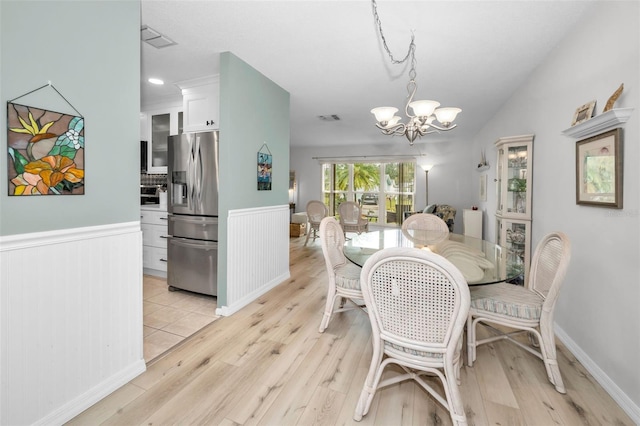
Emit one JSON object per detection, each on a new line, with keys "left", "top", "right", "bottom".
{"left": 141, "top": 25, "right": 176, "bottom": 49}
{"left": 318, "top": 114, "right": 341, "bottom": 121}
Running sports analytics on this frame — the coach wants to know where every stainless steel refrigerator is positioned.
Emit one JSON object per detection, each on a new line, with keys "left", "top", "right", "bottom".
{"left": 167, "top": 131, "right": 219, "bottom": 296}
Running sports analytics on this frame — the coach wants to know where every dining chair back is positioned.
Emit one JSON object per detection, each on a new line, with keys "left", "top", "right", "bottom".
{"left": 354, "top": 247, "right": 470, "bottom": 425}
{"left": 304, "top": 200, "right": 329, "bottom": 246}
{"left": 401, "top": 213, "right": 450, "bottom": 245}
{"left": 402, "top": 212, "right": 449, "bottom": 233}
{"left": 338, "top": 201, "right": 369, "bottom": 235}
{"left": 466, "top": 232, "right": 571, "bottom": 393}
{"left": 318, "top": 216, "right": 364, "bottom": 332}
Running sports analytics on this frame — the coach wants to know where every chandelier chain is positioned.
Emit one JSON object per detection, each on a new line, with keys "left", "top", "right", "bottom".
{"left": 371, "top": 0, "right": 417, "bottom": 80}
{"left": 369, "top": 0, "right": 460, "bottom": 145}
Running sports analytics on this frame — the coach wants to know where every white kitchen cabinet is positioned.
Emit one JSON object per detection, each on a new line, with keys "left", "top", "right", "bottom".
{"left": 141, "top": 205, "right": 169, "bottom": 277}
{"left": 141, "top": 105, "right": 183, "bottom": 174}
{"left": 177, "top": 75, "right": 220, "bottom": 133}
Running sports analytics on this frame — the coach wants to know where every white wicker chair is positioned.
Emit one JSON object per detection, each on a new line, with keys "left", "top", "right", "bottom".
{"left": 467, "top": 232, "right": 571, "bottom": 393}
{"left": 318, "top": 216, "right": 364, "bottom": 333}
{"left": 354, "top": 247, "right": 470, "bottom": 425}
{"left": 338, "top": 201, "right": 369, "bottom": 235}
{"left": 402, "top": 212, "right": 449, "bottom": 232}
{"left": 402, "top": 213, "right": 450, "bottom": 245}
{"left": 304, "top": 200, "right": 328, "bottom": 246}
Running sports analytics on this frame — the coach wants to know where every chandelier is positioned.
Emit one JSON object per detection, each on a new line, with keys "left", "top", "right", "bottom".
{"left": 370, "top": 0, "right": 461, "bottom": 146}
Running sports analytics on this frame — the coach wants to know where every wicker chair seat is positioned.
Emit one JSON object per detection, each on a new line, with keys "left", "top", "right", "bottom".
{"left": 471, "top": 283, "right": 543, "bottom": 321}
{"left": 385, "top": 342, "right": 444, "bottom": 359}
{"left": 335, "top": 262, "right": 362, "bottom": 290}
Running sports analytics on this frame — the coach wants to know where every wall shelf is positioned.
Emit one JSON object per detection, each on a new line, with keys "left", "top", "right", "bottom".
{"left": 561, "top": 107, "right": 634, "bottom": 139}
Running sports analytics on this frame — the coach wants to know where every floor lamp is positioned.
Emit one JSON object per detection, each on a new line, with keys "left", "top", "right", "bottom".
{"left": 420, "top": 164, "right": 434, "bottom": 206}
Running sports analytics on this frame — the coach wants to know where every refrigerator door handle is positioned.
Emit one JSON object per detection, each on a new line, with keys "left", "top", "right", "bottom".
{"left": 195, "top": 134, "right": 203, "bottom": 207}
{"left": 188, "top": 136, "right": 198, "bottom": 209}
{"left": 167, "top": 236, "right": 218, "bottom": 250}
{"left": 169, "top": 215, "right": 218, "bottom": 225}
{"left": 185, "top": 136, "right": 193, "bottom": 210}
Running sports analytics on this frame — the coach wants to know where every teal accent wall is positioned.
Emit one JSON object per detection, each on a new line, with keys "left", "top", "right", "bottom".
{"left": 217, "top": 52, "right": 290, "bottom": 305}
{"left": 0, "top": 0, "right": 140, "bottom": 236}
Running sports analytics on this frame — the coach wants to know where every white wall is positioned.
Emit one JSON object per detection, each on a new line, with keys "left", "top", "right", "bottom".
{"left": 291, "top": 140, "right": 474, "bottom": 234}
{"left": 472, "top": 2, "right": 639, "bottom": 420}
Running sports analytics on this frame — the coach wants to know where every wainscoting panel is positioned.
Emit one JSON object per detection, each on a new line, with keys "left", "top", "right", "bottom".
{"left": 222, "top": 205, "right": 290, "bottom": 316}
{"left": 0, "top": 222, "right": 146, "bottom": 425}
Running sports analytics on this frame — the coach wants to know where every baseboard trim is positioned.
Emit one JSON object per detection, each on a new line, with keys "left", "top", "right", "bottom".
{"left": 216, "top": 271, "right": 290, "bottom": 317}
{"left": 33, "top": 359, "right": 146, "bottom": 426}
{"left": 555, "top": 325, "right": 640, "bottom": 424}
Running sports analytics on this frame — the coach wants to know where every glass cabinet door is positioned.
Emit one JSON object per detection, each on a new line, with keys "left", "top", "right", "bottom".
{"left": 151, "top": 113, "right": 170, "bottom": 168}
{"left": 495, "top": 135, "right": 533, "bottom": 220}
{"left": 505, "top": 144, "right": 530, "bottom": 217}
{"left": 497, "top": 218, "right": 531, "bottom": 286}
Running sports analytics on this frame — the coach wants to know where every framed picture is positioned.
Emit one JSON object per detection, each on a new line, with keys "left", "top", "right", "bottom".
{"left": 576, "top": 128, "right": 622, "bottom": 208}
{"left": 479, "top": 174, "right": 487, "bottom": 202}
{"left": 571, "top": 100, "right": 596, "bottom": 126}
{"left": 257, "top": 150, "right": 272, "bottom": 191}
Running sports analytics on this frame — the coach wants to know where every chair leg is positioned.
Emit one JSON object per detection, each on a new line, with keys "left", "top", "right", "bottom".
{"left": 319, "top": 286, "right": 337, "bottom": 333}
{"left": 466, "top": 315, "right": 476, "bottom": 367}
{"left": 444, "top": 361, "right": 468, "bottom": 425}
{"left": 353, "top": 341, "right": 385, "bottom": 421}
{"left": 304, "top": 226, "right": 312, "bottom": 246}
{"left": 539, "top": 319, "right": 566, "bottom": 393}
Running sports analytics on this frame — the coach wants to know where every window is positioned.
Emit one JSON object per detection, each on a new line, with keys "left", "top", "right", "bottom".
{"left": 322, "top": 161, "right": 416, "bottom": 226}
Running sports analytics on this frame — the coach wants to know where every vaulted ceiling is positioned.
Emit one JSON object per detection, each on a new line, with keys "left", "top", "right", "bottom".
{"left": 141, "top": 1, "right": 594, "bottom": 148}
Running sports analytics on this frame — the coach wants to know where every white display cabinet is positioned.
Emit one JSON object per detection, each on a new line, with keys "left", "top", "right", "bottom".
{"left": 495, "top": 134, "right": 534, "bottom": 285}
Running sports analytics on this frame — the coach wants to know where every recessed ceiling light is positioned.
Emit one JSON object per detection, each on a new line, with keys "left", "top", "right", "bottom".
{"left": 148, "top": 78, "right": 164, "bottom": 85}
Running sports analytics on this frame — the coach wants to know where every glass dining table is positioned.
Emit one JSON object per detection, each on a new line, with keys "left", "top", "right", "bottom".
{"left": 343, "top": 228, "right": 522, "bottom": 285}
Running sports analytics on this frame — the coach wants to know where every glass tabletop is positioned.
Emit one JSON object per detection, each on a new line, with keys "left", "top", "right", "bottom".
{"left": 343, "top": 229, "right": 520, "bottom": 285}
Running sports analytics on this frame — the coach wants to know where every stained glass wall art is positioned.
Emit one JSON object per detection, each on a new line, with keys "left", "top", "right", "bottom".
{"left": 7, "top": 102, "right": 84, "bottom": 195}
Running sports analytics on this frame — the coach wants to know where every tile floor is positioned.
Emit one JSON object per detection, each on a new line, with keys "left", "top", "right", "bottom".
{"left": 143, "top": 275, "right": 219, "bottom": 362}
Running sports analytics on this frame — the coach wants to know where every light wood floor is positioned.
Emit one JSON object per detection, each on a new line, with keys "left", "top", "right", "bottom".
{"left": 69, "top": 235, "right": 633, "bottom": 425}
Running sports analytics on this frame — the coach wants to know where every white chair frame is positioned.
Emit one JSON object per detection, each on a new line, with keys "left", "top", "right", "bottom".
{"left": 466, "top": 232, "right": 571, "bottom": 393}
{"left": 318, "top": 216, "right": 364, "bottom": 333}
{"left": 354, "top": 247, "right": 470, "bottom": 425}
{"left": 338, "top": 201, "right": 369, "bottom": 236}
{"left": 304, "top": 200, "right": 328, "bottom": 246}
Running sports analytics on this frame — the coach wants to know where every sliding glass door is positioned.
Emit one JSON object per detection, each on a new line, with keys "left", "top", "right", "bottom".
{"left": 322, "top": 161, "right": 415, "bottom": 226}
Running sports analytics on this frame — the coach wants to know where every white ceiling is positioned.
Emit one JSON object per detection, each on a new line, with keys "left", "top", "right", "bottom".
{"left": 140, "top": 0, "right": 594, "bottom": 148}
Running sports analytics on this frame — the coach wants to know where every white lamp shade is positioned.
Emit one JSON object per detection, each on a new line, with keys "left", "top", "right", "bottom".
{"left": 409, "top": 100, "right": 440, "bottom": 117}
{"left": 420, "top": 163, "right": 434, "bottom": 172}
{"left": 371, "top": 107, "right": 398, "bottom": 123}
{"left": 384, "top": 116, "right": 401, "bottom": 128}
{"left": 434, "top": 107, "right": 462, "bottom": 124}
